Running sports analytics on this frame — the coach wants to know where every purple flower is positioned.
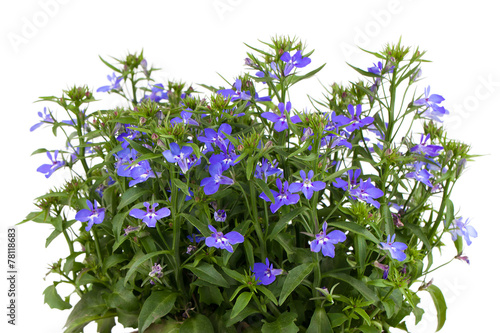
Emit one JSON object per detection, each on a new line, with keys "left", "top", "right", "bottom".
{"left": 129, "top": 202, "right": 171, "bottom": 228}
{"left": 208, "top": 143, "right": 240, "bottom": 171}
{"left": 280, "top": 50, "right": 311, "bottom": 76}
{"left": 75, "top": 200, "right": 105, "bottom": 231}
{"left": 414, "top": 86, "right": 449, "bottom": 122}
{"left": 30, "top": 107, "right": 54, "bottom": 131}
{"left": 373, "top": 261, "right": 390, "bottom": 279}
{"left": 332, "top": 169, "right": 361, "bottom": 191}
{"left": 187, "top": 233, "right": 205, "bottom": 243}
{"left": 116, "top": 148, "right": 139, "bottom": 177}
{"left": 205, "top": 225, "right": 244, "bottom": 253}
{"left": 309, "top": 222, "right": 347, "bottom": 258}
{"left": 254, "top": 159, "right": 282, "bottom": 182}
{"left": 217, "top": 79, "right": 251, "bottom": 101}
{"left": 410, "top": 134, "right": 443, "bottom": 157}
{"left": 349, "top": 178, "right": 384, "bottom": 208}
{"left": 345, "top": 104, "right": 374, "bottom": 132}
{"left": 96, "top": 73, "right": 122, "bottom": 93}
{"left": 37, "top": 150, "right": 65, "bottom": 178}
{"left": 259, "top": 178, "right": 300, "bottom": 213}
{"left": 380, "top": 234, "right": 407, "bottom": 262}
{"left": 405, "top": 162, "right": 433, "bottom": 188}
{"left": 144, "top": 83, "right": 168, "bottom": 102}
{"left": 367, "top": 61, "right": 394, "bottom": 76}
{"left": 289, "top": 170, "right": 326, "bottom": 200}
{"left": 200, "top": 163, "right": 234, "bottom": 195}
{"left": 162, "top": 142, "right": 194, "bottom": 173}
{"left": 171, "top": 110, "right": 199, "bottom": 126}
{"left": 261, "top": 101, "right": 301, "bottom": 132}
{"left": 252, "top": 258, "right": 283, "bottom": 285}
{"left": 129, "top": 160, "right": 159, "bottom": 186}
{"left": 214, "top": 209, "right": 227, "bottom": 222}
{"left": 116, "top": 125, "right": 139, "bottom": 149}
{"left": 149, "top": 263, "right": 163, "bottom": 285}
{"left": 197, "top": 123, "right": 232, "bottom": 152}
{"left": 449, "top": 217, "right": 477, "bottom": 246}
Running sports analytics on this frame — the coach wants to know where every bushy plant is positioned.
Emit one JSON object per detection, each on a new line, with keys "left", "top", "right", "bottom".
{"left": 23, "top": 36, "right": 476, "bottom": 332}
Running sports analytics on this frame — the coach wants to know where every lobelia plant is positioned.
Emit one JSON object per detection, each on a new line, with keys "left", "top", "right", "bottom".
{"left": 22, "top": 36, "right": 477, "bottom": 332}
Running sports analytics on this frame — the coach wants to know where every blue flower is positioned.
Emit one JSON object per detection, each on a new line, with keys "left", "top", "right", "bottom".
{"left": 309, "top": 222, "right": 346, "bottom": 258}
{"left": 162, "top": 142, "right": 194, "bottom": 173}
{"left": 197, "top": 123, "right": 232, "bottom": 152}
{"left": 37, "top": 150, "right": 65, "bottom": 178}
{"left": 214, "top": 209, "right": 227, "bottom": 222}
{"left": 414, "top": 86, "right": 449, "bottom": 122}
{"left": 349, "top": 177, "right": 384, "bottom": 209}
{"left": 129, "top": 202, "right": 171, "bottom": 228}
{"left": 280, "top": 50, "right": 311, "bottom": 76}
{"left": 367, "top": 61, "right": 394, "bottom": 76}
{"left": 217, "top": 79, "right": 251, "bottom": 101}
{"left": 254, "top": 158, "right": 282, "bottom": 182}
{"left": 117, "top": 125, "right": 139, "bottom": 149}
{"left": 449, "top": 217, "right": 477, "bottom": 246}
{"left": 96, "top": 73, "right": 122, "bottom": 93}
{"left": 410, "top": 134, "right": 443, "bottom": 157}
{"left": 261, "top": 101, "right": 301, "bottom": 132}
{"left": 144, "top": 83, "right": 168, "bottom": 102}
{"left": 129, "top": 160, "right": 159, "bottom": 186}
{"left": 405, "top": 162, "right": 433, "bottom": 188}
{"left": 30, "top": 107, "right": 54, "bottom": 131}
{"left": 345, "top": 104, "right": 374, "bottom": 132}
{"left": 205, "top": 225, "right": 244, "bottom": 253}
{"left": 289, "top": 170, "right": 326, "bottom": 200}
{"left": 259, "top": 178, "right": 300, "bottom": 213}
{"left": 171, "top": 110, "right": 199, "bottom": 126}
{"left": 380, "top": 234, "right": 407, "bottom": 262}
{"left": 252, "top": 258, "right": 283, "bottom": 285}
{"left": 75, "top": 200, "right": 105, "bottom": 231}
{"left": 200, "top": 163, "right": 234, "bottom": 195}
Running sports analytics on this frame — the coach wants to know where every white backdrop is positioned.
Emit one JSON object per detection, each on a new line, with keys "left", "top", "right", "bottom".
{"left": 0, "top": 0, "right": 497, "bottom": 332}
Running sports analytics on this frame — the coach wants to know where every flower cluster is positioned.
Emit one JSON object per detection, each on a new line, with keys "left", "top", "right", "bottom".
{"left": 25, "top": 38, "right": 475, "bottom": 333}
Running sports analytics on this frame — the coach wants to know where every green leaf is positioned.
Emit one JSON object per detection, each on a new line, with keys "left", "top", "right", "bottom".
{"left": 405, "top": 223, "right": 432, "bottom": 251}
{"left": 64, "top": 289, "right": 109, "bottom": 333}
{"left": 279, "top": 263, "right": 314, "bottom": 306}
{"left": 256, "top": 285, "right": 278, "bottom": 306}
{"left": 323, "top": 272, "right": 380, "bottom": 304}
{"left": 180, "top": 213, "right": 210, "bottom": 237}
{"left": 230, "top": 292, "right": 253, "bottom": 319}
{"left": 358, "top": 325, "right": 379, "bottom": 333}
{"left": 198, "top": 286, "right": 224, "bottom": 306}
{"left": 99, "top": 55, "right": 121, "bottom": 73}
{"left": 184, "top": 262, "right": 229, "bottom": 288}
{"left": 268, "top": 206, "right": 308, "bottom": 241}
{"left": 306, "top": 307, "right": 333, "bottom": 333}
{"left": 426, "top": 285, "right": 447, "bottom": 332}
{"left": 138, "top": 291, "right": 178, "bottom": 333}
{"left": 117, "top": 187, "right": 151, "bottom": 211}
{"left": 327, "top": 313, "right": 348, "bottom": 328}
{"left": 329, "top": 221, "right": 379, "bottom": 244}
{"left": 43, "top": 284, "right": 72, "bottom": 310}
{"left": 123, "top": 250, "right": 171, "bottom": 285}
{"left": 262, "top": 312, "right": 299, "bottom": 333}
{"left": 179, "top": 314, "right": 214, "bottom": 333}
{"left": 254, "top": 178, "right": 275, "bottom": 204}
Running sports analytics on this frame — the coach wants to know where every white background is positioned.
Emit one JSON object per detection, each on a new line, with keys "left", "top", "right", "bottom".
{"left": 0, "top": 0, "right": 498, "bottom": 332}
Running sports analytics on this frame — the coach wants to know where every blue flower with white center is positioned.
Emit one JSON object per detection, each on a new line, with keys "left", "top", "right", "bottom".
{"left": 205, "top": 225, "right": 244, "bottom": 253}
{"left": 129, "top": 202, "right": 171, "bottom": 228}
{"left": 289, "top": 170, "right": 326, "bottom": 200}
{"left": 309, "top": 222, "right": 346, "bottom": 258}
{"left": 380, "top": 234, "right": 407, "bottom": 262}
{"left": 75, "top": 200, "right": 105, "bottom": 231}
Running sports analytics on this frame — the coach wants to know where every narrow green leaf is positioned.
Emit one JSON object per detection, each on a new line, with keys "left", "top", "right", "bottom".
{"left": 138, "top": 291, "right": 177, "bottom": 333}
{"left": 329, "top": 221, "right": 379, "bottom": 244}
{"left": 99, "top": 55, "right": 121, "bottom": 73}
{"left": 306, "top": 307, "right": 333, "bottom": 333}
{"left": 268, "top": 206, "right": 308, "bottom": 241}
{"left": 230, "top": 292, "right": 253, "bottom": 319}
{"left": 426, "top": 285, "right": 447, "bottom": 332}
{"left": 184, "top": 262, "right": 229, "bottom": 288}
{"left": 262, "top": 312, "right": 299, "bottom": 333}
{"left": 117, "top": 187, "right": 151, "bottom": 211}
{"left": 256, "top": 285, "right": 278, "bottom": 306}
{"left": 254, "top": 178, "right": 275, "bottom": 204}
{"left": 172, "top": 178, "right": 191, "bottom": 197}
{"left": 180, "top": 213, "right": 210, "bottom": 237}
{"left": 405, "top": 223, "right": 432, "bottom": 251}
{"left": 279, "top": 263, "right": 314, "bottom": 306}
{"left": 123, "top": 250, "right": 170, "bottom": 285}
{"left": 323, "top": 272, "right": 380, "bottom": 304}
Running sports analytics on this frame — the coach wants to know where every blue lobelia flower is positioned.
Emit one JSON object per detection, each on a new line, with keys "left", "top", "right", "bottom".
{"left": 449, "top": 217, "right": 477, "bottom": 246}
{"left": 405, "top": 162, "right": 433, "bottom": 188}
{"left": 252, "top": 258, "right": 283, "bottom": 285}
{"left": 75, "top": 199, "right": 105, "bottom": 231}
{"left": 259, "top": 178, "right": 300, "bottom": 213}
{"left": 345, "top": 104, "right": 374, "bottom": 132}
{"left": 200, "top": 163, "right": 234, "bottom": 195}
{"left": 349, "top": 177, "right": 384, "bottom": 209}
{"left": 254, "top": 158, "right": 282, "bottom": 182}
{"left": 37, "top": 150, "right": 65, "bottom": 178}
{"left": 171, "top": 110, "right": 199, "bottom": 127}
{"left": 30, "top": 107, "right": 54, "bottom": 131}
{"left": 144, "top": 83, "right": 169, "bottom": 102}
{"left": 413, "top": 86, "right": 449, "bottom": 122}
{"left": 129, "top": 202, "right": 171, "bottom": 228}
{"left": 197, "top": 123, "right": 232, "bottom": 152}
{"left": 289, "top": 170, "right": 326, "bottom": 200}
{"left": 410, "top": 134, "right": 443, "bottom": 157}
{"left": 96, "top": 72, "right": 122, "bottom": 93}
{"left": 217, "top": 79, "right": 251, "bottom": 101}
{"left": 380, "top": 234, "right": 407, "bottom": 262}
{"left": 280, "top": 50, "right": 311, "bottom": 76}
{"left": 261, "top": 101, "right": 301, "bottom": 132}
{"left": 214, "top": 209, "right": 227, "bottom": 222}
{"left": 116, "top": 125, "right": 139, "bottom": 149}
{"left": 309, "top": 222, "right": 347, "bottom": 258}
{"left": 129, "top": 160, "right": 159, "bottom": 186}
{"left": 367, "top": 61, "right": 394, "bottom": 76}
{"left": 162, "top": 142, "right": 194, "bottom": 174}
{"left": 205, "top": 225, "right": 244, "bottom": 253}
